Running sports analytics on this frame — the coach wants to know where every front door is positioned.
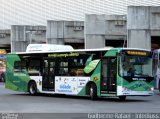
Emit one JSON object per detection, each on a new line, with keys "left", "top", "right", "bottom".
{"left": 101, "top": 57, "right": 117, "bottom": 94}
{"left": 42, "top": 59, "right": 56, "bottom": 91}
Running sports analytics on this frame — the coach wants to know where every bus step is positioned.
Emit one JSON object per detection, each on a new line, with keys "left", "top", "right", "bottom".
{"left": 101, "top": 91, "right": 116, "bottom": 94}
{"left": 48, "top": 89, "right": 55, "bottom": 91}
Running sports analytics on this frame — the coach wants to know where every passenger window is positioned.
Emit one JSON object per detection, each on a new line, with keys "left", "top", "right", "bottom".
{"left": 28, "top": 60, "right": 41, "bottom": 76}
{"left": 59, "top": 61, "right": 68, "bottom": 75}
{"left": 14, "top": 61, "right": 27, "bottom": 73}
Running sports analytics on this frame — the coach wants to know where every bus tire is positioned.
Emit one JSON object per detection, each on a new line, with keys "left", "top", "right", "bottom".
{"left": 29, "top": 81, "right": 37, "bottom": 96}
{"left": 89, "top": 84, "right": 97, "bottom": 100}
{"left": 119, "top": 96, "right": 126, "bottom": 101}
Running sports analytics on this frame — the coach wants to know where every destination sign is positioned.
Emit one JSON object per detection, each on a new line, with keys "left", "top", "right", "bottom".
{"left": 127, "top": 51, "right": 147, "bottom": 56}
{"left": 123, "top": 50, "right": 150, "bottom": 56}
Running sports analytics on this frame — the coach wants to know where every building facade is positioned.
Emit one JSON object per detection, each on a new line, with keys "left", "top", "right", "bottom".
{"left": 1, "top": 0, "right": 160, "bottom": 29}
{"left": 1, "top": 1, "right": 160, "bottom": 51}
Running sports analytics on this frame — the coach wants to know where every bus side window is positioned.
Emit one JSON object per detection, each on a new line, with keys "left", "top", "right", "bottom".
{"left": 14, "top": 67, "right": 21, "bottom": 72}
{"left": 69, "top": 69, "right": 76, "bottom": 76}
{"left": 59, "top": 68, "right": 68, "bottom": 76}
{"left": 77, "top": 69, "right": 84, "bottom": 76}
{"left": 14, "top": 61, "right": 27, "bottom": 73}
{"left": 69, "top": 69, "right": 84, "bottom": 76}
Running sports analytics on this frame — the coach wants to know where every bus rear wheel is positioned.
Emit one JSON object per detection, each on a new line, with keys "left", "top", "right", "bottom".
{"left": 119, "top": 96, "right": 126, "bottom": 101}
{"left": 29, "top": 82, "right": 37, "bottom": 95}
{"left": 89, "top": 84, "right": 97, "bottom": 100}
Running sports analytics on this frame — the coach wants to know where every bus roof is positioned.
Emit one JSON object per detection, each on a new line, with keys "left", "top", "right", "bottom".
{"left": 9, "top": 47, "right": 151, "bottom": 55}
{"left": 26, "top": 44, "right": 74, "bottom": 52}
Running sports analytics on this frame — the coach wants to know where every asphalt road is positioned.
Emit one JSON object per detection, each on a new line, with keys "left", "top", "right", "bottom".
{"left": 0, "top": 82, "right": 160, "bottom": 119}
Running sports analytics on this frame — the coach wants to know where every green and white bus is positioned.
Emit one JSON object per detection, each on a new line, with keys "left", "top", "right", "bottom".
{"left": 5, "top": 45, "right": 154, "bottom": 100}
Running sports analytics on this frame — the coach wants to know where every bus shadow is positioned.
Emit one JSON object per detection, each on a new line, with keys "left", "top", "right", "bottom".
{"left": 11, "top": 93, "right": 151, "bottom": 102}
{"left": 97, "top": 97, "right": 151, "bottom": 102}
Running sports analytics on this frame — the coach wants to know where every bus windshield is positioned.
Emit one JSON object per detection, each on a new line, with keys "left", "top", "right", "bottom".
{"left": 120, "top": 55, "right": 152, "bottom": 77}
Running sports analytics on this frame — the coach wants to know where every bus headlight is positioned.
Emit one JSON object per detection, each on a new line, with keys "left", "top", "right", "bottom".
{"left": 151, "top": 87, "right": 154, "bottom": 91}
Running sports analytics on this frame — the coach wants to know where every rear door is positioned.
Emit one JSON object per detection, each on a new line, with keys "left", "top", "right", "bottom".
{"left": 42, "top": 58, "right": 56, "bottom": 91}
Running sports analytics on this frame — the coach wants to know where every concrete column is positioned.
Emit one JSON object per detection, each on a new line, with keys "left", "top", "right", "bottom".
{"left": 11, "top": 25, "right": 28, "bottom": 52}
{"left": 85, "top": 14, "right": 106, "bottom": 49}
{"left": 0, "top": 30, "right": 11, "bottom": 45}
{"left": 127, "top": 6, "right": 151, "bottom": 50}
{"left": 85, "top": 35, "right": 105, "bottom": 49}
{"left": 11, "top": 25, "right": 46, "bottom": 52}
{"left": 128, "top": 30, "right": 151, "bottom": 49}
{"left": 47, "top": 21, "right": 65, "bottom": 44}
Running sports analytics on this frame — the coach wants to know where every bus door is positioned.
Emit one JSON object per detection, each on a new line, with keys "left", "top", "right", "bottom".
{"left": 101, "top": 57, "right": 117, "bottom": 94}
{"left": 42, "top": 58, "right": 56, "bottom": 91}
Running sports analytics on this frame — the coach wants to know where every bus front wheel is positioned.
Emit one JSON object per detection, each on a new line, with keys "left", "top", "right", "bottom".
{"left": 89, "top": 84, "right": 97, "bottom": 100}
{"left": 119, "top": 96, "right": 126, "bottom": 101}
{"left": 29, "top": 82, "right": 37, "bottom": 96}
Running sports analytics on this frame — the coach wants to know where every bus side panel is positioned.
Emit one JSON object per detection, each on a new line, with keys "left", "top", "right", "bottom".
{"left": 55, "top": 76, "right": 90, "bottom": 95}
{"left": 78, "top": 61, "right": 101, "bottom": 97}
{"left": 5, "top": 54, "right": 29, "bottom": 92}
{"left": 117, "top": 77, "right": 154, "bottom": 96}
